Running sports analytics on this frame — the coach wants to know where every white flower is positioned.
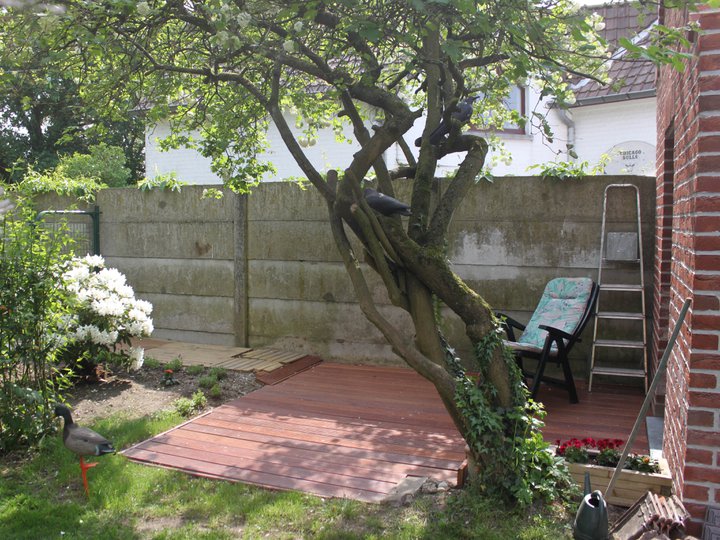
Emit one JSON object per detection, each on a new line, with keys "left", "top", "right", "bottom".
{"left": 81, "top": 255, "right": 105, "bottom": 268}
{"left": 293, "top": 21, "right": 303, "bottom": 33}
{"left": 129, "top": 347, "right": 145, "bottom": 370}
{"left": 91, "top": 298, "right": 125, "bottom": 317}
{"left": 137, "top": 1, "right": 151, "bottom": 17}
{"left": 95, "top": 268, "right": 127, "bottom": 289}
{"left": 237, "top": 12, "right": 251, "bottom": 28}
{"left": 282, "top": 39, "right": 295, "bottom": 53}
{"left": 132, "top": 300, "right": 153, "bottom": 315}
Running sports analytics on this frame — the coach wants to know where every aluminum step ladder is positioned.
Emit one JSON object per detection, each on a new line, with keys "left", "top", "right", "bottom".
{"left": 589, "top": 184, "right": 648, "bottom": 392}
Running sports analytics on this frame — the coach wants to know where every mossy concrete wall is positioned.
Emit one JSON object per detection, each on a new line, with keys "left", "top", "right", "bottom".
{"left": 35, "top": 175, "right": 655, "bottom": 373}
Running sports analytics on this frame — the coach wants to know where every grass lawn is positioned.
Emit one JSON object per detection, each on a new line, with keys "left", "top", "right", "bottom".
{"left": 0, "top": 410, "right": 574, "bottom": 539}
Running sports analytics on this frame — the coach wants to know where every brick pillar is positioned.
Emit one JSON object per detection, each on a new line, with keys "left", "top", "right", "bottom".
{"left": 655, "top": 6, "right": 720, "bottom": 536}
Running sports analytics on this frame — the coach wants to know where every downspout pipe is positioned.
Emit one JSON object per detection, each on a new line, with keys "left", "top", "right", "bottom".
{"left": 555, "top": 107, "right": 576, "bottom": 161}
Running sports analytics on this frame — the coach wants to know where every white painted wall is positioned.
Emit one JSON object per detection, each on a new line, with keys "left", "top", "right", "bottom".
{"left": 145, "top": 112, "right": 364, "bottom": 184}
{"left": 570, "top": 97, "right": 657, "bottom": 174}
{"left": 145, "top": 94, "right": 656, "bottom": 183}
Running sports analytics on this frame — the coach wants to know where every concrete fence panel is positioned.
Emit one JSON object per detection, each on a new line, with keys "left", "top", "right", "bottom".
{"left": 34, "top": 175, "right": 655, "bottom": 372}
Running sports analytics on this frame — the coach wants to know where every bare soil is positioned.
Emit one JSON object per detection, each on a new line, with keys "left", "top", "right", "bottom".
{"left": 66, "top": 363, "right": 262, "bottom": 424}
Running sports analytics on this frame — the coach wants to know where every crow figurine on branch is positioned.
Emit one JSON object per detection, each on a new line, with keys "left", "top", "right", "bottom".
{"left": 364, "top": 188, "right": 412, "bottom": 216}
{"left": 414, "top": 96, "right": 478, "bottom": 147}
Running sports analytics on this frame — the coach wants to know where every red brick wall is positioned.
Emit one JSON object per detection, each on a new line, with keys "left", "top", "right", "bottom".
{"left": 656, "top": 5, "right": 720, "bottom": 534}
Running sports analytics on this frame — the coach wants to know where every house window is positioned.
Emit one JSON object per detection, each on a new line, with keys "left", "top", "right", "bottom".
{"left": 501, "top": 86, "right": 526, "bottom": 134}
{"left": 471, "top": 85, "right": 527, "bottom": 135}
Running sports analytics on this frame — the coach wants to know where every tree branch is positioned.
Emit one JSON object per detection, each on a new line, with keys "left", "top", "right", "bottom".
{"left": 427, "top": 136, "right": 488, "bottom": 245}
{"left": 266, "top": 66, "right": 333, "bottom": 201}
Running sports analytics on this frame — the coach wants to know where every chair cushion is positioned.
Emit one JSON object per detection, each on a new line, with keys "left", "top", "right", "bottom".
{"left": 515, "top": 277, "right": 594, "bottom": 351}
{"left": 503, "top": 340, "right": 558, "bottom": 357}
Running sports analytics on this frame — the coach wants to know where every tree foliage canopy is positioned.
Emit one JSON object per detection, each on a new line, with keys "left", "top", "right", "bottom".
{"left": 0, "top": 8, "right": 144, "bottom": 181}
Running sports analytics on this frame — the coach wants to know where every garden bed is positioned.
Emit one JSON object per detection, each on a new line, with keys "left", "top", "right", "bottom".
{"left": 555, "top": 437, "right": 673, "bottom": 507}
{"left": 567, "top": 458, "right": 672, "bottom": 507}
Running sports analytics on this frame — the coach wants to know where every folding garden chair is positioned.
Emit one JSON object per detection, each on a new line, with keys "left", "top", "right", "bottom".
{"left": 498, "top": 277, "right": 599, "bottom": 403}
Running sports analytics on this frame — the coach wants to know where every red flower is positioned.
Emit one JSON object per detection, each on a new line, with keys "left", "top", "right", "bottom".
{"left": 164, "top": 369, "right": 173, "bottom": 374}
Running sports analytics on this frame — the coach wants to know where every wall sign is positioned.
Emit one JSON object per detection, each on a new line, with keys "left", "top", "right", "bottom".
{"left": 603, "top": 141, "right": 655, "bottom": 176}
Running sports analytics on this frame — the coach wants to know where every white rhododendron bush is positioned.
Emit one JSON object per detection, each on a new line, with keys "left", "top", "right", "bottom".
{"left": 61, "top": 255, "right": 153, "bottom": 371}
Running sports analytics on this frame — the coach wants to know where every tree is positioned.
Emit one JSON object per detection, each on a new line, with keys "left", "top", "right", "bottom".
{"left": 0, "top": 14, "right": 145, "bottom": 182}
{"left": 6, "top": 0, "right": 696, "bottom": 502}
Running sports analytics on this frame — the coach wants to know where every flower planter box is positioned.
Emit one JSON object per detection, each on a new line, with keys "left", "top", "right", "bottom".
{"left": 567, "top": 458, "right": 673, "bottom": 507}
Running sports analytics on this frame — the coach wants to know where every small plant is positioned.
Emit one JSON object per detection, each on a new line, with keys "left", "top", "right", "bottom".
{"left": 626, "top": 454, "right": 661, "bottom": 473}
{"left": 209, "top": 384, "right": 222, "bottom": 399}
{"left": 208, "top": 367, "right": 227, "bottom": 380}
{"left": 164, "top": 357, "right": 183, "bottom": 372}
{"left": 201, "top": 188, "right": 224, "bottom": 200}
{"left": 173, "top": 390, "right": 207, "bottom": 417}
{"left": 162, "top": 369, "right": 179, "bottom": 387}
{"left": 595, "top": 438, "right": 623, "bottom": 467}
{"left": 526, "top": 156, "right": 608, "bottom": 181}
{"left": 556, "top": 438, "right": 590, "bottom": 464}
{"left": 144, "top": 357, "right": 161, "bottom": 369}
{"left": 137, "top": 172, "right": 186, "bottom": 192}
{"left": 186, "top": 364, "right": 205, "bottom": 376}
{"left": 198, "top": 374, "right": 218, "bottom": 389}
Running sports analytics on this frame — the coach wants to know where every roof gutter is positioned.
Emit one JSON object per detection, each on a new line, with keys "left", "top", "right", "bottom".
{"left": 570, "top": 89, "right": 656, "bottom": 108}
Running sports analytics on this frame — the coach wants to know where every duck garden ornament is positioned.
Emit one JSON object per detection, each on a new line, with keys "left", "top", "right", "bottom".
{"left": 54, "top": 404, "right": 115, "bottom": 496}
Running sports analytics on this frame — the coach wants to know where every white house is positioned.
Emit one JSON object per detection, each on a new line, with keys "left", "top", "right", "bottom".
{"left": 144, "top": 2, "right": 657, "bottom": 183}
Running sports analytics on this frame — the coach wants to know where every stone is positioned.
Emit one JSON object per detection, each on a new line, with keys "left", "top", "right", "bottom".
{"left": 382, "top": 476, "right": 429, "bottom": 507}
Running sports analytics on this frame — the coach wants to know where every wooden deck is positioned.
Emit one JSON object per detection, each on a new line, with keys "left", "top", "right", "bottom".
{"left": 123, "top": 356, "right": 650, "bottom": 501}
{"left": 138, "top": 338, "right": 308, "bottom": 373}
{"left": 123, "top": 362, "right": 467, "bottom": 502}
{"left": 536, "top": 380, "right": 649, "bottom": 453}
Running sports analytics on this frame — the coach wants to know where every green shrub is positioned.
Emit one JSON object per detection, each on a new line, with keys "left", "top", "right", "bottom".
{"left": 208, "top": 367, "right": 227, "bottom": 380}
{"left": 13, "top": 167, "right": 106, "bottom": 202}
{"left": 0, "top": 203, "right": 75, "bottom": 453}
{"left": 58, "top": 255, "right": 153, "bottom": 375}
{"left": 186, "top": 364, "right": 205, "bottom": 376}
{"left": 164, "top": 357, "right": 183, "bottom": 372}
{"left": 173, "top": 390, "right": 207, "bottom": 417}
{"left": 198, "top": 374, "right": 218, "bottom": 389}
{"left": 57, "top": 143, "right": 131, "bottom": 187}
{"left": 209, "top": 384, "right": 222, "bottom": 399}
{"left": 143, "top": 357, "right": 161, "bottom": 369}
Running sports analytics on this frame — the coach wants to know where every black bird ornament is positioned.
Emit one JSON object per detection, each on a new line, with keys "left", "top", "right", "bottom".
{"left": 54, "top": 404, "right": 115, "bottom": 496}
{"left": 414, "top": 96, "right": 478, "bottom": 147}
{"left": 363, "top": 188, "right": 412, "bottom": 216}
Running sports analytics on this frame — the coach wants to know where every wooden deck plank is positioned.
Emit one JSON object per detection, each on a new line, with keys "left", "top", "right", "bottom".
{"left": 209, "top": 408, "right": 462, "bottom": 448}
{"left": 178, "top": 422, "right": 463, "bottom": 470}
{"left": 190, "top": 415, "right": 464, "bottom": 460}
{"left": 155, "top": 428, "right": 459, "bottom": 479}
{"left": 131, "top": 441, "right": 400, "bottom": 493}
{"left": 217, "top": 399, "right": 462, "bottom": 438}
{"left": 125, "top": 448, "right": 387, "bottom": 502}
{"left": 255, "top": 355, "right": 322, "bottom": 385}
{"left": 148, "top": 432, "right": 458, "bottom": 481}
